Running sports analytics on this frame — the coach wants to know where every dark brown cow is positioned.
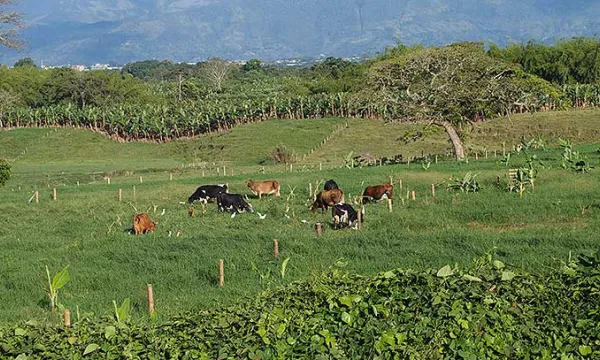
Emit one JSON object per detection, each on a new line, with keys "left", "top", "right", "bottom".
{"left": 362, "top": 184, "right": 394, "bottom": 203}
{"left": 311, "top": 189, "right": 345, "bottom": 213}
{"left": 246, "top": 180, "right": 281, "bottom": 198}
{"left": 133, "top": 214, "right": 156, "bottom": 235}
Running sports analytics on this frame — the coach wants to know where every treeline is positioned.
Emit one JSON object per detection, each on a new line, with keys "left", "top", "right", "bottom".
{"left": 489, "top": 38, "right": 600, "bottom": 85}
{"left": 1, "top": 38, "right": 600, "bottom": 142}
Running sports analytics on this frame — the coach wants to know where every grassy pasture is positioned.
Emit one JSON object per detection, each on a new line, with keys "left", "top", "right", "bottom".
{"left": 0, "top": 111, "right": 599, "bottom": 325}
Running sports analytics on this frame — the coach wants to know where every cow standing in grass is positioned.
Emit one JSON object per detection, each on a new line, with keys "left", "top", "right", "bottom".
{"left": 188, "top": 184, "right": 228, "bottom": 204}
{"left": 246, "top": 180, "right": 281, "bottom": 198}
{"left": 332, "top": 203, "right": 363, "bottom": 229}
{"left": 362, "top": 184, "right": 393, "bottom": 203}
{"left": 311, "top": 189, "right": 345, "bottom": 213}
{"left": 324, "top": 179, "right": 339, "bottom": 191}
{"left": 216, "top": 193, "right": 254, "bottom": 214}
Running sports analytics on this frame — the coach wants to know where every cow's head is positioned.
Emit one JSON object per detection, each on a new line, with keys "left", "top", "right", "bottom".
{"left": 245, "top": 180, "right": 253, "bottom": 187}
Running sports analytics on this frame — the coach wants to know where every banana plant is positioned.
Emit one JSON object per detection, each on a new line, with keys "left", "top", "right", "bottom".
{"left": 45, "top": 265, "right": 71, "bottom": 312}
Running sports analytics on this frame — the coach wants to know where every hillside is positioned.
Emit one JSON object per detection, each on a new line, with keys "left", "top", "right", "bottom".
{"left": 4, "top": 0, "right": 600, "bottom": 65}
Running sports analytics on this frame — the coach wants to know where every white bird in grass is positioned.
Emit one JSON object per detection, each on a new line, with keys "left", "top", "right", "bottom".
{"left": 160, "top": 209, "right": 165, "bottom": 216}
{"left": 301, "top": 220, "right": 309, "bottom": 224}
{"left": 257, "top": 212, "right": 267, "bottom": 220}
{"left": 284, "top": 214, "right": 291, "bottom": 219}
{"left": 231, "top": 212, "right": 237, "bottom": 219}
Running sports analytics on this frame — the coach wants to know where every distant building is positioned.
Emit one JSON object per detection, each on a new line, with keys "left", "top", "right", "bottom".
{"left": 72, "top": 65, "right": 87, "bottom": 72}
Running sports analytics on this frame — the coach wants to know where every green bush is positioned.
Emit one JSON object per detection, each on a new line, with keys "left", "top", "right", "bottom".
{"left": 269, "top": 144, "right": 296, "bottom": 164}
{"left": 0, "top": 159, "right": 11, "bottom": 187}
{"left": 1, "top": 254, "right": 599, "bottom": 358}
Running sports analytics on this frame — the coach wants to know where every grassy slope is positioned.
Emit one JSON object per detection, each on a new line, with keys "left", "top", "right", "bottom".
{"left": 0, "top": 110, "right": 599, "bottom": 324}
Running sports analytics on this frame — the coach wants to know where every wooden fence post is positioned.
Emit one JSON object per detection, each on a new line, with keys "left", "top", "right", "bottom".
{"left": 63, "top": 308, "right": 71, "bottom": 327}
{"left": 223, "top": 166, "right": 226, "bottom": 176}
{"left": 77, "top": 181, "right": 80, "bottom": 186}
{"left": 308, "top": 183, "right": 313, "bottom": 199}
{"left": 147, "top": 284, "right": 155, "bottom": 315}
{"left": 319, "top": 163, "right": 322, "bottom": 171}
{"left": 389, "top": 175, "right": 393, "bottom": 185}
{"left": 387, "top": 199, "right": 393, "bottom": 212}
{"left": 273, "top": 239, "right": 279, "bottom": 258}
{"left": 107, "top": 177, "right": 111, "bottom": 185}
{"left": 411, "top": 190, "right": 416, "bottom": 201}
{"left": 219, "top": 260, "right": 224, "bottom": 288}
{"left": 399, "top": 179, "right": 403, "bottom": 190}
{"left": 357, "top": 210, "right": 362, "bottom": 230}
{"left": 118, "top": 189, "right": 122, "bottom": 202}
{"left": 35, "top": 191, "right": 39, "bottom": 203}
{"left": 133, "top": 186, "right": 136, "bottom": 199}
{"left": 431, "top": 184, "right": 436, "bottom": 198}
{"left": 170, "top": 173, "right": 173, "bottom": 181}
{"left": 475, "top": 153, "right": 479, "bottom": 160}
{"left": 53, "top": 188, "right": 57, "bottom": 201}
{"left": 202, "top": 170, "right": 205, "bottom": 177}
{"left": 139, "top": 176, "right": 143, "bottom": 184}
{"left": 315, "top": 223, "right": 323, "bottom": 237}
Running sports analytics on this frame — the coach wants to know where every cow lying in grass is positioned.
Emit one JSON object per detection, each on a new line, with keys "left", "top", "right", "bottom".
{"left": 133, "top": 214, "right": 156, "bottom": 235}
{"left": 246, "top": 180, "right": 281, "bottom": 198}
{"left": 311, "top": 189, "right": 345, "bottom": 213}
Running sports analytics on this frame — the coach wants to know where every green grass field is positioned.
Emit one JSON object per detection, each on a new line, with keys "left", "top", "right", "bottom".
{"left": 0, "top": 110, "right": 599, "bottom": 325}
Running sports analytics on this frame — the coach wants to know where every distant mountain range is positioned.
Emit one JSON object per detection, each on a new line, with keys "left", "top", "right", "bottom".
{"left": 2, "top": 0, "right": 600, "bottom": 66}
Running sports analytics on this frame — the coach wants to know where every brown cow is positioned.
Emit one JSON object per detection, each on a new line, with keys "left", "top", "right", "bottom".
{"left": 133, "top": 214, "right": 156, "bottom": 235}
{"left": 362, "top": 184, "right": 393, "bottom": 203}
{"left": 311, "top": 189, "right": 345, "bottom": 213}
{"left": 246, "top": 180, "right": 281, "bottom": 198}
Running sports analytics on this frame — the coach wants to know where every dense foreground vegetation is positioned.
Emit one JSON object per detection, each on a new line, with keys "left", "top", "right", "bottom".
{"left": 1, "top": 253, "right": 599, "bottom": 359}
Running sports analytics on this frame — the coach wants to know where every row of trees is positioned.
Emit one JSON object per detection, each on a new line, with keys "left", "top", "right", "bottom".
{"left": 489, "top": 38, "right": 600, "bottom": 85}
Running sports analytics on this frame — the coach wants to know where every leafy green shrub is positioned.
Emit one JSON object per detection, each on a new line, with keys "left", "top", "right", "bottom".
{"left": 3, "top": 254, "right": 599, "bottom": 359}
{"left": 0, "top": 159, "right": 10, "bottom": 187}
{"left": 269, "top": 144, "right": 296, "bottom": 164}
{"left": 447, "top": 172, "right": 480, "bottom": 192}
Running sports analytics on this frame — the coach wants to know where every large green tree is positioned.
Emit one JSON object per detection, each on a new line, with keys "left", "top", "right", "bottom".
{"left": 368, "top": 42, "right": 563, "bottom": 160}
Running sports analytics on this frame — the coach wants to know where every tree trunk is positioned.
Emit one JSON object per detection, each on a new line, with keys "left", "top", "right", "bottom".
{"left": 434, "top": 120, "right": 465, "bottom": 160}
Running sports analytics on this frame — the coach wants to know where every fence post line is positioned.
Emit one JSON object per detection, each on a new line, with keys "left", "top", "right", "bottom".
{"left": 431, "top": 184, "right": 436, "bottom": 198}
{"left": 147, "top": 284, "right": 155, "bottom": 315}
{"left": 399, "top": 179, "right": 403, "bottom": 190}
{"left": 35, "top": 191, "right": 39, "bottom": 203}
{"left": 170, "top": 173, "right": 173, "bottom": 181}
{"left": 118, "top": 189, "right": 122, "bottom": 202}
{"left": 139, "top": 176, "right": 143, "bottom": 184}
{"left": 53, "top": 188, "right": 57, "bottom": 201}
{"left": 273, "top": 239, "right": 279, "bottom": 258}
{"left": 412, "top": 190, "right": 416, "bottom": 201}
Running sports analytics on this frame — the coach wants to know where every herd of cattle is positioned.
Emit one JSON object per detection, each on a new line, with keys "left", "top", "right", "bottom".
{"left": 133, "top": 179, "right": 394, "bottom": 234}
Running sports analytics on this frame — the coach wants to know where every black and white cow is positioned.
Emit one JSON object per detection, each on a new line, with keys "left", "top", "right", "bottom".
{"left": 324, "top": 179, "right": 339, "bottom": 191}
{"left": 188, "top": 184, "right": 228, "bottom": 204}
{"left": 216, "top": 193, "right": 254, "bottom": 214}
{"left": 332, "top": 203, "right": 363, "bottom": 229}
